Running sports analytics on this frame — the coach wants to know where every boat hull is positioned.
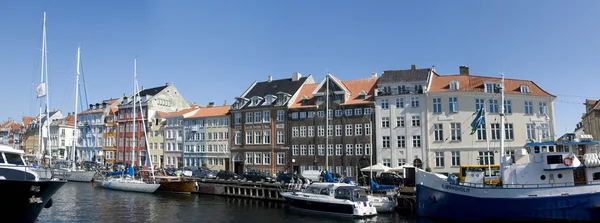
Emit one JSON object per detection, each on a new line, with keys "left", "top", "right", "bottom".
{"left": 281, "top": 193, "right": 377, "bottom": 217}
{"left": 53, "top": 170, "right": 95, "bottom": 182}
{"left": 30, "top": 168, "right": 53, "bottom": 180}
{"left": 158, "top": 180, "right": 196, "bottom": 193}
{"left": 416, "top": 171, "right": 600, "bottom": 222}
{"left": 369, "top": 196, "right": 397, "bottom": 213}
{"left": 95, "top": 179, "right": 160, "bottom": 193}
{"left": 0, "top": 179, "right": 66, "bottom": 223}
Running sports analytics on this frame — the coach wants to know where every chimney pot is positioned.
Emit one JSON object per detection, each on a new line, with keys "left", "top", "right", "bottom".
{"left": 411, "top": 64, "right": 417, "bottom": 70}
{"left": 166, "top": 82, "right": 170, "bottom": 86}
{"left": 268, "top": 76, "right": 272, "bottom": 82}
{"left": 224, "top": 100, "right": 228, "bottom": 106}
{"left": 208, "top": 102, "right": 215, "bottom": 107}
{"left": 459, "top": 65, "right": 470, "bottom": 75}
{"left": 292, "top": 72, "right": 302, "bottom": 81}
{"left": 371, "top": 72, "right": 377, "bottom": 78}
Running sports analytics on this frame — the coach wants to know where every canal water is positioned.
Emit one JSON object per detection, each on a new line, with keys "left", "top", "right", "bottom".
{"left": 38, "top": 183, "right": 428, "bottom": 223}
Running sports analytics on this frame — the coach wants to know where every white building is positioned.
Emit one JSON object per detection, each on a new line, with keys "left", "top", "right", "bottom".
{"left": 374, "top": 65, "right": 434, "bottom": 169}
{"left": 49, "top": 114, "right": 75, "bottom": 160}
{"left": 425, "top": 66, "right": 556, "bottom": 174}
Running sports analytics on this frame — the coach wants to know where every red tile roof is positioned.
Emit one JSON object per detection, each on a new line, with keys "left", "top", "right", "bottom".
{"left": 428, "top": 74, "right": 555, "bottom": 97}
{"left": 290, "top": 83, "right": 319, "bottom": 109}
{"left": 290, "top": 76, "right": 377, "bottom": 108}
{"left": 188, "top": 105, "right": 230, "bottom": 118}
{"left": 23, "top": 116, "right": 35, "bottom": 126}
{"left": 164, "top": 106, "right": 200, "bottom": 118}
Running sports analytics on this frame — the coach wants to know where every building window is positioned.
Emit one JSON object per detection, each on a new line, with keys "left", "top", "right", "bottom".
{"left": 328, "top": 145, "right": 334, "bottom": 156}
{"left": 263, "top": 152, "right": 270, "bottom": 165}
{"left": 477, "top": 124, "right": 487, "bottom": 140}
{"left": 478, "top": 151, "right": 494, "bottom": 165}
{"left": 299, "top": 112, "right": 306, "bottom": 119}
{"left": 539, "top": 102, "right": 547, "bottom": 115}
{"left": 394, "top": 116, "right": 404, "bottom": 127}
{"left": 489, "top": 99, "right": 498, "bottom": 113}
{"left": 449, "top": 80, "right": 460, "bottom": 90}
{"left": 365, "top": 144, "right": 371, "bottom": 155}
{"left": 504, "top": 100, "right": 512, "bottom": 114}
{"left": 264, "top": 130, "right": 271, "bottom": 144}
{"left": 365, "top": 108, "right": 372, "bottom": 115}
{"left": 335, "top": 125, "right": 342, "bottom": 136}
{"left": 484, "top": 83, "right": 499, "bottom": 93}
{"left": 383, "top": 159, "right": 390, "bottom": 167}
{"left": 235, "top": 113, "right": 241, "bottom": 124}
{"left": 435, "top": 152, "right": 444, "bottom": 167}
{"left": 491, "top": 123, "right": 501, "bottom": 140}
{"left": 412, "top": 135, "right": 421, "bottom": 148}
{"left": 308, "top": 145, "right": 315, "bottom": 156}
{"left": 292, "top": 127, "right": 299, "bottom": 137}
{"left": 433, "top": 98, "right": 442, "bottom": 113}
{"left": 411, "top": 115, "right": 421, "bottom": 127}
{"left": 318, "top": 145, "right": 325, "bottom": 156}
{"left": 397, "top": 136, "right": 406, "bottom": 148}
{"left": 308, "top": 126, "right": 314, "bottom": 137}
{"left": 365, "top": 123, "right": 371, "bottom": 135}
{"left": 382, "top": 136, "right": 390, "bottom": 148}
{"left": 396, "top": 98, "right": 404, "bottom": 108}
{"left": 475, "top": 98, "right": 485, "bottom": 111}
{"left": 382, "top": 117, "right": 390, "bottom": 128}
{"left": 307, "top": 111, "right": 315, "bottom": 118}
{"left": 520, "top": 85, "right": 530, "bottom": 94}
{"left": 255, "top": 131, "right": 262, "bottom": 144}
{"left": 328, "top": 125, "right": 333, "bottom": 137}
{"left": 450, "top": 123, "right": 461, "bottom": 141}
{"left": 335, "top": 145, "right": 343, "bottom": 156}
{"left": 277, "top": 152, "right": 285, "bottom": 165}
{"left": 277, "top": 110, "right": 285, "bottom": 121}
{"left": 355, "top": 124, "right": 362, "bottom": 135}
{"left": 356, "top": 144, "right": 363, "bottom": 155}
{"left": 525, "top": 101, "right": 533, "bottom": 115}
{"left": 411, "top": 96, "right": 419, "bottom": 108}
{"left": 277, "top": 130, "right": 284, "bottom": 144}
{"left": 449, "top": 97, "right": 458, "bottom": 113}
{"left": 246, "top": 132, "right": 253, "bottom": 144}
{"left": 380, "top": 99, "right": 389, "bottom": 109}
{"left": 345, "top": 144, "right": 353, "bottom": 155}
{"left": 263, "top": 111, "right": 271, "bottom": 122}
{"left": 433, "top": 123, "right": 443, "bottom": 141}
{"left": 300, "top": 145, "right": 307, "bottom": 155}
{"left": 254, "top": 112, "right": 262, "bottom": 123}
{"left": 541, "top": 124, "right": 550, "bottom": 139}
{"left": 318, "top": 126, "right": 324, "bottom": 137}
{"left": 300, "top": 126, "right": 306, "bottom": 137}
{"left": 246, "top": 152, "right": 253, "bottom": 164}
{"left": 344, "top": 109, "right": 352, "bottom": 116}
{"left": 354, "top": 108, "right": 362, "bottom": 115}
{"left": 245, "top": 112, "right": 253, "bottom": 123}
{"left": 505, "top": 124, "right": 514, "bottom": 140}
{"left": 451, "top": 151, "right": 460, "bottom": 166}
{"left": 254, "top": 153, "right": 262, "bottom": 165}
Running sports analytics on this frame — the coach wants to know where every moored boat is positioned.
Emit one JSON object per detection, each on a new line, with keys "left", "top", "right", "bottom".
{"left": 140, "top": 169, "right": 196, "bottom": 193}
{"left": 281, "top": 182, "right": 377, "bottom": 217}
{"left": 95, "top": 167, "right": 160, "bottom": 193}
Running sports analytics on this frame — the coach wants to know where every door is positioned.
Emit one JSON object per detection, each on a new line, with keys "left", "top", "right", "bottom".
{"left": 573, "top": 168, "right": 586, "bottom": 185}
{"left": 234, "top": 162, "right": 244, "bottom": 175}
{"left": 293, "top": 165, "right": 300, "bottom": 175}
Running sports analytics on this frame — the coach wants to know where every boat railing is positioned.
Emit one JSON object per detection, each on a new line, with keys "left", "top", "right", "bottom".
{"left": 460, "top": 181, "right": 600, "bottom": 189}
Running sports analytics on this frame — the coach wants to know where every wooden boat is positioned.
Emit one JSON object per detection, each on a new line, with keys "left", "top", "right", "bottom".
{"left": 140, "top": 169, "right": 196, "bottom": 193}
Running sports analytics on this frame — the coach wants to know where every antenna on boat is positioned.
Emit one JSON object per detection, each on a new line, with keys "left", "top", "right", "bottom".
{"left": 499, "top": 73, "right": 506, "bottom": 185}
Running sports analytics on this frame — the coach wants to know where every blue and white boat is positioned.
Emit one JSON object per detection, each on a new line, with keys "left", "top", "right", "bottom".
{"left": 416, "top": 74, "right": 600, "bottom": 222}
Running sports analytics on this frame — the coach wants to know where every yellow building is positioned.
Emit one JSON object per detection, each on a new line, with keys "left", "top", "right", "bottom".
{"left": 104, "top": 107, "right": 118, "bottom": 164}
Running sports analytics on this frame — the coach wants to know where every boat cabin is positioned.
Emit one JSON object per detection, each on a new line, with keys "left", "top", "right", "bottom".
{"left": 502, "top": 134, "right": 600, "bottom": 187}
{"left": 301, "top": 183, "right": 369, "bottom": 202}
{"left": 0, "top": 146, "right": 26, "bottom": 166}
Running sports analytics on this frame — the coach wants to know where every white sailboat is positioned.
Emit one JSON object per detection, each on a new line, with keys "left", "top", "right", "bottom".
{"left": 95, "top": 58, "right": 159, "bottom": 193}
{"left": 52, "top": 45, "right": 96, "bottom": 182}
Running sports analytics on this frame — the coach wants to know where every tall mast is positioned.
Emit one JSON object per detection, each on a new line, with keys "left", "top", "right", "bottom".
{"left": 44, "top": 14, "right": 51, "bottom": 165}
{"left": 37, "top": 11, "right": 47, "bottom": 161}
{"left": 132, "top": 58, "right": 137, "bottom": 167}
{"left": 71, "top": 45, "right": 81, "bottom": 170}
{"left": 325, "top": 75, "right": 329, "bottom": 171}
{"left": 499, "top": 73, "right": 506, "bottom": 185}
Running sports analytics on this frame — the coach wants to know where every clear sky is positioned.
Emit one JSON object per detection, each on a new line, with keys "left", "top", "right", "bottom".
{"left": 0, "top": 0, "right": 598, "bottom": 138}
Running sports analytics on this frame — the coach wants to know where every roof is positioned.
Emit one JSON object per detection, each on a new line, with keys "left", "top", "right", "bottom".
{"left": 428, "top": 73, "right": 555, "bottom": 97}
{"left": 10, "top": 123, "right": 21, "bottom": 131}
{"left": 188, "top": 105, "right": 230, "bottom": 118}
{"left": 155, "top": 111, "right": 170, "bottom": 118}
{"left": 139, "top": 85, "right": 168, "bottom": 97}
{"left": 378, "top": 68, "right": 431, "bottom": 84}
{"left": 164, "top": 106, "right": 200, "bottom": 118}
{"left": 238, "top": 76, "right": 309, "bottom": 109}
{"left": 111, "top": 107, "right": 118, "bottom": 113}
{"left": 23, "top": 116, "right": 34, "bottom": 126}
{"left": 51, "top": 115, "right": 75, "bottom": 127}
{"left": 291, "top": 76, "right": 377, "bottom": 109}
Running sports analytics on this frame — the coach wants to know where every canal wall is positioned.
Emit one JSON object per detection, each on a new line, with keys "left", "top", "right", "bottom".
{"left": 192, "top": 178, "right": 286, "bottom": 202}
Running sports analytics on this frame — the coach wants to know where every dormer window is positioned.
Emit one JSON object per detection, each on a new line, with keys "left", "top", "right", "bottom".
{"left": 520, "top": 85, "right": 530, "bottom": 94}
{"left": 301, "top": 95, "right": 309, "bottom": 104}
{"left": 484, "top": 82, "right": 500, "bottom": 93}
{"left": 265, "top": 95, "right": 277, "bottom": 105}
{"left": 358, "top": 90, "right": 367, "bottom": 100}
{"left": 449, "top": 80, "right": 460, "bottom": 90}
{"left": 250, "top": 96, "right": 262, "bottom": 106}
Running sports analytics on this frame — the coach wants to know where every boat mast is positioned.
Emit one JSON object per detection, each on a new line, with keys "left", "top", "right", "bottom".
{"left": 133, "top": 58, "right": 156, "bottom": 182}
{"left": 325, "top": 74, "right": 329, "bottom": 172}
{"left": 499, "top": 73, "right": 506, "bottom": 185}
{"left": 369, "top": 119, "right": 373, "bottom": 188}
{"left": 44, "top": 12, "right": 51, "bottom": 167}
{"left": 484, "top": 100, "right": 492, "bottom": 180}
{"left": 132, "top": 58, "right": 137, "bottom": 168}
{"left": 37, "top": 12, "right": 47, "bottom": 163}
{"left": 71, "top": 45, "right": 81, "bottom": 170}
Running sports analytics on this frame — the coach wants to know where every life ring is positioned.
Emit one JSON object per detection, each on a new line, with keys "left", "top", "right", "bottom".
{"left": 563, "top": 156, "right": 573, "bottom": 166}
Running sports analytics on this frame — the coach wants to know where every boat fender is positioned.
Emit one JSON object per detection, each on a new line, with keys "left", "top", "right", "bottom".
{"left": 44, "top": 198, "right": 53, "bottom": 209}
{"left": 564, "top": 157, "right": 573, "bottom": 166}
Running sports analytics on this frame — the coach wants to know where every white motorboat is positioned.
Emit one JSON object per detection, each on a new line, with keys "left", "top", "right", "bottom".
{"left": 281, "top": 182, "right": 377, "bottom": 217}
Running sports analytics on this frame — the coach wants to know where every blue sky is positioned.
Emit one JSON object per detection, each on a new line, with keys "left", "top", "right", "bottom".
{"left": 0, "top": 1, "right": 597, "bottom": 137}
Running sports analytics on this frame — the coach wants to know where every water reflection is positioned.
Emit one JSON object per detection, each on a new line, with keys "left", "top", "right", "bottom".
{"left": 39, "top": 183, "right": 419, "bottom": 223}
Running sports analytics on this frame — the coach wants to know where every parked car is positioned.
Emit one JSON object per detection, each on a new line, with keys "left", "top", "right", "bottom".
{"left": 193, "top": 169, "right": 216, "bottom": 179}
{"left": 276, "top": 173, "right": 300, "bottom": 184}
{"left": 242, "top": 171, "right": 274, "bottom": 183}
{"left": 175, "top": 169, "right": 193, "bottom": 177}
{"left": 376, "top": 172, "right": 403, "bottom": 186}
{"left": 164, "top": 168, "right": 177, "bottom": 176}
{"left": 216, "top": 170, "right": 240, "bottom": 180}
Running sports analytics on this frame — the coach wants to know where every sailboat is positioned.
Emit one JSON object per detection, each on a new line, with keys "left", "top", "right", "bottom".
{"left": 415, "top": 74, "right": 600, "bottom": 222}
{"left": 95, "top": 58, "right": 160, "bottom": 193}
{"left": 52, "top": 46, "right": 96, "bottom": 182}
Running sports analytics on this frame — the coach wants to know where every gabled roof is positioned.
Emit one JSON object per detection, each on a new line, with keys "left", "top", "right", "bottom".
{"left": 428, "top": 73, "right": 555, "bottom": 97}
{"left": 139, "top": 85, "right": 168, "bottom": 97}
{"left": 164, "top": 106, "right": 201, "bottom": 118}
{"left": 311, "top": 74, "right": 350, "bottom": 95}
{"left": 236, "top": 76, "right": 311, "bottom": 109}
{"left": 290, "top": 76, "right": 377, "bottom": 108}
{"left": 23, "top": 116, "right": 35, "bottom": 126}
{"left": 188, "top": 105, "right": 230, "bottom": 118}
{"left": 378, "top": 68, "right": 431, "bottom": 84}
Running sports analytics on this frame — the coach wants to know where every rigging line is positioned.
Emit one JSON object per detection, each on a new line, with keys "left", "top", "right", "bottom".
{"left": 80, "top": 56, "right": 96, "bottom": 162}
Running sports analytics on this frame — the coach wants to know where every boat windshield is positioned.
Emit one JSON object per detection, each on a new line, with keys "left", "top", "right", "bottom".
{"left": 4, "top": 153, "right": 25, "bottom": 165}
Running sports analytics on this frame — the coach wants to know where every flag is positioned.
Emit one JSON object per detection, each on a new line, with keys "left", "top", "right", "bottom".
{"left": 37, "top": 82, "right": 46, "bottom": 98}
{"left": 470, "top": 107, "right": 486, "bottom": 135}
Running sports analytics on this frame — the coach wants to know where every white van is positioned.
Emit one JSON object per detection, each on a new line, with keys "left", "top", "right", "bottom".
{"left": 301, "top": 170, "right": 322, "bottom": 181}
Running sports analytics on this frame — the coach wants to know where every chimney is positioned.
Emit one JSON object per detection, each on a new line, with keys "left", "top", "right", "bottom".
{"left": 223, "top": 100, "right": 228, "bottom": 106}
{"left": 411, "top": 64, "right": 417, "bottom": 70}
{"left": 165, "top": 82, "right": 170, "bottom": 86}
{"left": 292, "top": 72, "right": 302, "bottom": 81}
{"left": 371, "top": 72, "right": 377, "bottom": 78}
{"left": 208, "top": 102, "right": 215, "bottom": 107}
{"left": 141, "top": 86, "right": 144, "bottom": 91}
{"left": 459, "top": 65, "right": 470, "bottom": 75}
{"left": 268, "top": 76, "right": 272, "bottom": 82}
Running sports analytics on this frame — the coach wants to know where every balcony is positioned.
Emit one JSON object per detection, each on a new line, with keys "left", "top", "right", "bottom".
{"left": 191, "top": 126, "right": 199, "bottom": 132}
